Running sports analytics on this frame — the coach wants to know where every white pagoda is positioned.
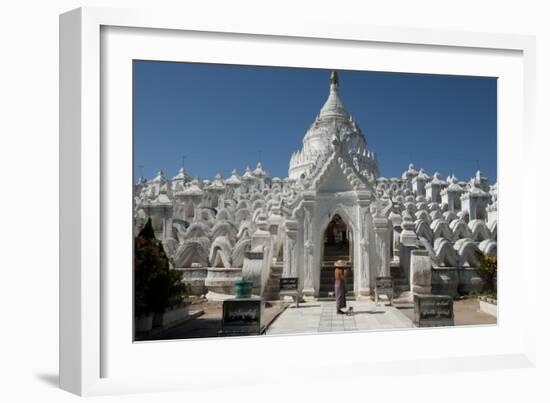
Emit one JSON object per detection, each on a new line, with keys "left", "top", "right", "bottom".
{"left": 134, "top": 71, "right": 497, "bottom": 300}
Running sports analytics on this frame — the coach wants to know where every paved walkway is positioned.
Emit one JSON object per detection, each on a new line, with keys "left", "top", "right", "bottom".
{"left": 265, "top": 299, "right": 414, "bottom": 335}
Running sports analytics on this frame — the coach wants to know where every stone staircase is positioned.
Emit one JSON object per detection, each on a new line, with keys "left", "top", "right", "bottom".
{"left": 390, "top": 260, "right": 409, "bottom": 296}
{"left": 319, "top": 244, "right": 353, "bottom": 298}
{"left": 263, "top": 263, "right": 284, "bottom": 301}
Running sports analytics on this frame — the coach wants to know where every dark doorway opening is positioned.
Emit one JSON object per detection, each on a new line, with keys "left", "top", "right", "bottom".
{"left": 319, "top": 214, "right": 353, "bottom": 298}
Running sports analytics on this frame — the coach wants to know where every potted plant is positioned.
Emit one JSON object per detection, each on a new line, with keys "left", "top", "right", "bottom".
{"left": 234, "top": 277, "right": 254, "bottom": 298}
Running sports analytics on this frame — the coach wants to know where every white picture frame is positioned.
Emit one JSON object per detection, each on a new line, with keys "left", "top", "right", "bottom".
{"left": 60, "top": 6, "right": 537, "bottom": 396}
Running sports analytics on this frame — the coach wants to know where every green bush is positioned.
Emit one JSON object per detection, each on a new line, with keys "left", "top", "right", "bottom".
{"left": 474, "top": 250, "right": 497, "bottom": 298}
{"left": 134, "top": 218, "right": 186, "bottom": 317}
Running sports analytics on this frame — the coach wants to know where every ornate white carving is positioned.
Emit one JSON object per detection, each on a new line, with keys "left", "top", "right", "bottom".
{"left": 133, "top": 71, "right": 497, "bottom": 298}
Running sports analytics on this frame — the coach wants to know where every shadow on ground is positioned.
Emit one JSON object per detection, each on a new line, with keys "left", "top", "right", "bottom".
{"left": 35, "top": 373, "right": 59, "bottom": 388}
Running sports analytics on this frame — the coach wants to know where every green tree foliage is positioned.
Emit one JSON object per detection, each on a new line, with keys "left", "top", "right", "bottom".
{"left": 474, "top": 251, "right": 497, "bottom": 297}
{"left": 134, "top": 218, "right": 186, "bottom": 317}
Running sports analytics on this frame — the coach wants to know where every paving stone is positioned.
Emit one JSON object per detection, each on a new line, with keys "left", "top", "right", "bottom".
{"left": 266, "top": 300, "right": 414, "bottom": 335}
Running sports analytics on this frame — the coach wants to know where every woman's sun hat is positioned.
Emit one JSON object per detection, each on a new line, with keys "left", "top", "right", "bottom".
{"left": 334, "top": 259, "right": 352, "bottom": 268}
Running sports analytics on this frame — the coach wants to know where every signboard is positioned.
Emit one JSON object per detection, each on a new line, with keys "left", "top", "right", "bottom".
{"left": 376, "top": 276, "right": 393, "bottom": 290}
{"left": 245, "top": 251, "right": 264, "bottom": 260}
{"left": 221, "top": 298, "right": 262, "bottom": 336}
{"left": 279, "top": 277, "right": 300, "bottom": 307}
{"left": 375, "top": 276, "right": 394, "bottom": 305}
{"left": 414, "top": 294, "right": 454, "bottom": 327}
{"left": 280, "top": 277, "right": 298, "bottom": 292}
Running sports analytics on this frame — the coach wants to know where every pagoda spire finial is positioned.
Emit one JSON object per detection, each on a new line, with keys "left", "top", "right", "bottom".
{"left": 330, "top": 71, "right": 339, "bottom": 90}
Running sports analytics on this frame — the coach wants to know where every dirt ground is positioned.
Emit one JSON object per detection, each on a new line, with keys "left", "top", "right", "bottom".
{"left": 147, "top": 298, "right": 289, "bottom": 341}
{"left": 141, "top": 296, "right": 495, "bottom": 341}
{"left": 399, "top": 297, "right": 497, "bottom": 326}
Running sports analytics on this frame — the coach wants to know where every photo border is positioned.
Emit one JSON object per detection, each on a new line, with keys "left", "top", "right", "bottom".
{"left": 60, "top": 6, "right": 537, "bottom": 396}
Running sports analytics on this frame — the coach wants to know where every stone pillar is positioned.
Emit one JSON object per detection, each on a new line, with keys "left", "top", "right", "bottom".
{"left": 426, "top": 172, "right": 446, "bottom": 203}
{"left": 426, "top": 182, "right": 441, "bottom": 204}
{"left": 283, "top": 219, "right": 298, "bottom": 277}
{"left": 460, "top": 192, "right": 476, "bottom": 221}
{"left": 410, "top": 249, "right": 432, "bottom": 295}
{"left": 302, "top": 206, "right": 315, "bottom": 298}
{"left": 487, "top": 204, "right": 497, "bottom": 228}
{"left": 373, "top": 216, "right": 390, "bottom": 277}
{"left": 246, "top": 213, "right": 272, "bottom": 296}
{"left": 399, "top": 212, "right": 417, "bottom": 283}
{"left": 392, "top": 226, "right": 402, "bottom": 258}
{"left": 216, "top": 190, "right": 225, "bottom": 210}
{"left": 251, "top": 212, "right": 271, "bottom": 254}
{"left": 412, "top": 176, "right": 426, "bottom": 197}
{"left": 181, "top": 199, "right": 189, "bottom": 221}
{"left": 357, "top": 206, "right": 372, "bottom": 297}
{"left": 163, "top": 209, "right": 173, "bottom": 240}
{"left": 441, "top": 188, "right": 462, "bottom": 212}
{"left": 388, "top": 211, "right": 403, "bottom": 258}
{"left": 226, "top": 183, "right": 241, "bottom": 199}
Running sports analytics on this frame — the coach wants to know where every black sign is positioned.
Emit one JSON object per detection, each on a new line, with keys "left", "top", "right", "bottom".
{"left": 280, "top": 277, "right": 299, "bottom": 292}
{"left": 414, "top": 294, "right": 454, "bottom": 327}
{"left": 221, "top": 298, "right": 262, "bottom": 335}
{"left": 245, "top": 251, "right": 264, "bottom": 260}
{"left": 376, "top": 276, "right": 393, "bottom": 291}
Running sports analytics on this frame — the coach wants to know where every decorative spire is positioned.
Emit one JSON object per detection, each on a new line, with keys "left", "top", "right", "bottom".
{"left": 225, "top": 168, "right": 242, "bottom": 186}
{"left": 330, "top": 71, "right": 339, "bottom": 89}
{"left": 151, "top": 170, "right": 166, "bottom": 183}
{"left": 319, "top": 71, "right": 349, "bottom": 119}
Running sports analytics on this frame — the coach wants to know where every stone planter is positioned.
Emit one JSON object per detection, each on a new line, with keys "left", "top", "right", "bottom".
{"left": 176, "top": 267, "right": 208, "bottom": 296}
{"left": 205, "top": 267, "right": 242, "bottom": 294}
{"left": 153, "top": 303, "right": 190, "bottom": 328}
{"left": 135, "top": 313, "right": 153, "bottom": 332}
{"left": 457, "top": 268, "right": 483, "bottom": 295}
{"left": 234, "top": 279, "right": 254, "bottom": 298}
{"left": 479, "top": 296, "right": 497, "bottom": 317}
{"left": 431, "top": 267, "right": 459, "bottom": 298}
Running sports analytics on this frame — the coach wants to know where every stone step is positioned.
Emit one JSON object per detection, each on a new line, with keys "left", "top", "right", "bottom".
{"left": 322, "top": 257, "right": 350, "bottom": 263}
{"left": 318, "top": 293, "right": 356, "bottom": 298}
{"left": 320, "top": 274, "right": 354, "bottom": 280}
{"left": 320, "top": 285, "right": 354, "bottom": 292}
{"left": 320, "top": 281, "right": 354, "bottom": 285}
{"left": 320, "top": 279, "right": 354, "bottom": 284}
{"left": 320, "top": 270, "right": 353, "bottom": 279}
{"left": 320, "top": 281, "right": 354, "bottom": 287}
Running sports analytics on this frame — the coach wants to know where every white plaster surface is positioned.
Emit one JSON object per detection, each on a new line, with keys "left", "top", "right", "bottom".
{"left": 479, "top": 300, "right": 498, "bottom": 317}
{"left": 133, "top": 71, "right": 498, "bottom": 300}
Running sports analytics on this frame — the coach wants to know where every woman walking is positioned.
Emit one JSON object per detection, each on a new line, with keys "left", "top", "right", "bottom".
{"left": 334, "top": 259, "right": 351, "bottom": 314}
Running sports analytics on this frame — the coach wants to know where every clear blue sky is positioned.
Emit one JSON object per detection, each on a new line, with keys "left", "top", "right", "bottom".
{"left": 134, "top": 61, "right": 496, "bottom": 184}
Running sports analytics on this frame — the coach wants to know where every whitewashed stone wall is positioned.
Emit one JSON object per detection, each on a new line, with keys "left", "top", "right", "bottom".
{"left": 134, "top": 71, "right": 497, "bottom": 299}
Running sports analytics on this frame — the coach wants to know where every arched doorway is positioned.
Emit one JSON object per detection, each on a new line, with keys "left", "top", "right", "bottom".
{"left": 319, "top": 214, "right": 353, "bottom": 298}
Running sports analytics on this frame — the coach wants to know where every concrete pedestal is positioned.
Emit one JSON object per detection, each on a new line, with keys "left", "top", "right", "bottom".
{"left": 410, "top": 249, "right": 432, "bottom": 295}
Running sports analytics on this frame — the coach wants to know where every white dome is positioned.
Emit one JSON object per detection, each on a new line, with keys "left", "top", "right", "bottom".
{"left": 288, "top": 71, "right": 376, "bottom": 182}
{"left": 318, "top": 72, "right": 350, "bottom": 120}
